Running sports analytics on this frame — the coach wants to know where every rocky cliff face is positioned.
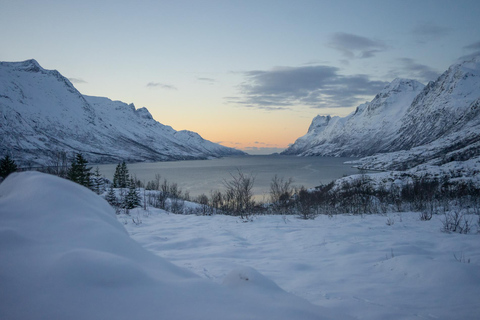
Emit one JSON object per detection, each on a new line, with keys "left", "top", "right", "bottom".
{"left": 0, "top": 60, "right": 244, "bottom": 166}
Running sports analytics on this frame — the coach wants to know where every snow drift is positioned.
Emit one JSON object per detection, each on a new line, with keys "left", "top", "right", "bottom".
{"left": 0, "top": 172, "right": 338, "bottom": 320}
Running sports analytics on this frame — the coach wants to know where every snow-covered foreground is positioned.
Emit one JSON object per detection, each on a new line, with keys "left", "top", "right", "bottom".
{"left": 2, "top": 172, "right": 479, "bottom": 319}
{"left": 0, "top": 172, "right": 339, "bottom": 320}
{"left": 123, "top": 206, "right": 480, "bottom": 319}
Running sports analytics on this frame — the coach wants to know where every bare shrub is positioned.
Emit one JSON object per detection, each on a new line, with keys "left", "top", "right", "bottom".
{"left": 223, "top": 170, "right": 255, "bottom": 218}
{"left": 196, "top": 194, "right": 210, "bottom": 215}
{"left": 386, "top": 217, "right": 395, "bottom": 226}
{"left": 419, "top": 211, "right": 433, "bottom": 221}
{"left": 296, "top": 187, "right": 316, "bottom": 220}
{"left": 442, "top": 210, "right": 472, "bottom": 234}
{"left": 270, "top": 175, "right": 294, "bottom": 213}
{"left": 453, "top": 252, "right": 471, "bottom": 264}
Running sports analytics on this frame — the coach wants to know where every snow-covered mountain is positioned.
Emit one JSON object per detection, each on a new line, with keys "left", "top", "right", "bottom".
{"left": 391, "top": 55, "right": 480, "bottom": 150}
{"left": 282, "top": 78, "right": 425, "bottom": 157}
{"left": 0, "top": 59, "right": 244, "bottom": 166}
{"left": 283, "top": 55, "right": 480, "bottom": 170}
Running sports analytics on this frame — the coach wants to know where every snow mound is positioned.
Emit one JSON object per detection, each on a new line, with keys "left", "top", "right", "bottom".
{"left": 223, "top": 266, "right": 284, "bottom": 292}
{"left": 0, "top": 172, "right": 336, "bottom": 320}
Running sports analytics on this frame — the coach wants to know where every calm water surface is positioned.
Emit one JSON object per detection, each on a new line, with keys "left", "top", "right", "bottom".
{"left": 96, "top": 155, "right": 360, "bottom": 200}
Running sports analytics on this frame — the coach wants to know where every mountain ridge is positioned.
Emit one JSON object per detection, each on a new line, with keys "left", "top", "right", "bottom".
{"left": 283, "top": 78, "right": 425, "bottom": 157}
{"left": 0, "top": 59, "right": 244, "bottom": 166}
{"left": 282, "top": 56, "right": 480, "bottom": 171}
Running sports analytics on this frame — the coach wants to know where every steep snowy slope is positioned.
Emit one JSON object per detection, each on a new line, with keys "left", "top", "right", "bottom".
{"left": 390, "top": 56, "right": 480, "bottom": 150}
{"left": 0, "top": 60, "right": 244, "bottom": 166}
{"left": 352, "top": 56, "right": 480, "bottom": 171}
{"left": 390, "top": 55, "right": 480, "bottom": 150}
{"left": 283, "top": 78, "right": 424, "bottom": 157}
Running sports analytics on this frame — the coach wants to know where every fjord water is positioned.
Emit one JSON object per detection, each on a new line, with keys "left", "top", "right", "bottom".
{"left": 97, "top": 155, "right": 360, "bottom": 200}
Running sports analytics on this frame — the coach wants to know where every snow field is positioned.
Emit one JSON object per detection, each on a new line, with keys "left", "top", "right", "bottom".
{"left": 0, "top": 172, "right": 338, "bottom": 320}
{"left": 122, "top": 207, "right": 480, "bottom": 319}
{"left": 1, "top": 171, "right": 479, "bottom": 319}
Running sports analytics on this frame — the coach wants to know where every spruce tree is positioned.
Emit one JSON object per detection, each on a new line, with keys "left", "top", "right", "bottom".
{"left": 105, "top": 186, "right": 118, "bottom": 206}
{"left": 112, "top": 163, "right": 121, "bottom": 188}
{"left": 124, "top": 178, "right": 140, "bottom": 209}
{"left": 67, "top": 153, "right": 92, "bottom": 188}
{"left": 113, "top": 161, "right": 129, "bottom": 188}
{"left": 91, "top": 166, "right": 104, "bottom": 195}
{"left": 0, "top": 155, "right": 18, "bottom": 179}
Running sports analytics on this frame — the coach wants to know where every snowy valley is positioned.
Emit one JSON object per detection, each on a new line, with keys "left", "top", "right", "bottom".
{"left": 1, "top": 55, "right": 480, "bottom": 320}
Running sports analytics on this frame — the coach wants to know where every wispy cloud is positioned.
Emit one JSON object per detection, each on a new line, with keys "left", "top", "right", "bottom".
{"left": 411, "top": 23, "right": 451, "bottom": 44}
{"left": 388, "top": 58, "right": 440, "bottom": 83}
{"left": 146, "top": 82, "right": 177, "bottom": 90}
{"left": 459, "top": 41, "right": 480, "bottom": 61}
{"left": 68, "top": 77, "right": 87, "bottom": 84}
{"left": 328, "top": 32, "right": 387, "bottom": 59}
{"left": 197, "top": 77, "right": 216, "bottom": 84}
{"left": 464, "top": 41, "right": 480, "bottom": 51}
{"left": 229, "top": 65, "right": 387, "bottom": 110}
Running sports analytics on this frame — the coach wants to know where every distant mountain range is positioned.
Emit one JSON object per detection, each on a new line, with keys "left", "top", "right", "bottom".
{"left": 0, "top": 60, "right": 244, "bottom": 166}
{"left": 283, "top": 55, "right": 480, "bottom": 171}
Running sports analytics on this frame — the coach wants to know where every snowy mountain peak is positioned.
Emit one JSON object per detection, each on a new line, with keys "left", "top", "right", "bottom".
{"left": 386, "top": 78, "right": 424, "bottom": 91}
{"left": 454, "top": 54, "right": 480, "bottom": 73}
{"left": 391, "top": 54, "right": 480, "bottom": 150}
{"left": 0, "top": 59, "right": 43, "bottom": 73}
{"left": 135, "top": 107, "right": 154, "bottom": 120}
{"left": 363, "top": 78, "right": 424, "bottom": 116}
{"left": 307, "top": 115, "right": 331, "bottom": 133}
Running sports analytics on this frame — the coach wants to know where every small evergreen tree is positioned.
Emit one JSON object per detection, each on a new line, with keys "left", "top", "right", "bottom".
{"left": 91, "top": 166, "right": 105, "bottom": 195}
{"left": 124, "top": 178, "right": 140, "bottom": 209}
{"left": 105, "top": 186, "right": 118, "bottom": 205}
{"left": 0, "top": 155, "right": 18, "bottom": 179}
{"left": 113, "top": 161, "right": 129, "bottom": 188}
{"left": 104, "top": 186, "right": 121, "bottom": 214}
{"left": 67, "top": 153, "right": 92, "bottom": 188}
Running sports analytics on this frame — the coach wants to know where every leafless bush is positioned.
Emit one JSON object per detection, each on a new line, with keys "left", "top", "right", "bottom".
{"left": 45, "top": 150, "right": 70, "bottom": 178}
{"left": 132, "top": 214, "right": 142, "bottom": 225}
{"left": 196, "top": 194, "right": 211, "bottom": 215}
{"left": 270, "top": 175, "right": 294, "bottom": 212}
{"left": 295, "top": 187, "right": 317, "bottom": 220}
{"left": 386, "top": 217, "right": 395, "bottom": 226}
{"left": 442, "top": 210, "right": 472, "bottom": 234}
{"left": 453, "top": 252, "right": 471, "bottom": 264}
{"left": 168, "top": 197, "right": 185, "bottom": 214}
{"left": 419, "top": 211, "right": 433, "bottom": 221}
{"left": 210, "top": 190, "right": 223, "bottom": 215}
{"left": 223, "top": 170, "right": 255, "bottom": 218}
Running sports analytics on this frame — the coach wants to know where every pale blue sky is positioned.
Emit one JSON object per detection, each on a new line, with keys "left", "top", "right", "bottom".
{"left": 2, "top": 0, "right": 480, "bottom": 153}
